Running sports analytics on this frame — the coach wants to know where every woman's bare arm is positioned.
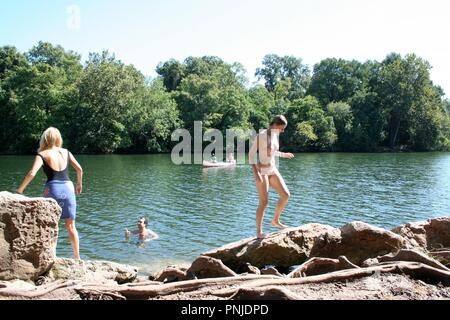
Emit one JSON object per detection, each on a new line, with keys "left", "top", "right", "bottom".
{"left": 69, "top": 152, "right": 83, "bottom": 195}
{"left": 249, "top": 135, "right": 263, "bottom": 182}
{"left": 275, "top": 151, "right": 295, "bottom": 159}
{"left": 16, "top": 156, "right": 43, "bottom": 194}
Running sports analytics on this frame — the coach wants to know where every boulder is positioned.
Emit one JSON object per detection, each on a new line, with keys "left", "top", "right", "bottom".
{"left": 203, "top": 221, "right": 404, "bottom": 270}
{"left": 0, "top": 192, "right": 60, "bottom": 281}
{"left": 392, "top": 217, "right": 450, "bottom": 250}
{"left": 320, "top": 222, "right": 405, "bottom": 265}
{"left": 42, "top": 258, "right": 138, "bottom": 284}
{"left": 203, "top": 224, "right": 337, "bottom": 270}
{"left": 151, "top": 266, "right": 190, "bottom": 283}
{"left": 186, "top": 256, "right": 237, "bottom": 279}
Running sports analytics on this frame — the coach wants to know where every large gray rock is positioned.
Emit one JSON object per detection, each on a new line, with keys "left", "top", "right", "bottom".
{"left": 42, "top": 258, "right": 138, "bottom": 284}
{"left": 0, "top": 192, "right": 61, "bottom": 281}
{"left": 203, "top": 224, "right": 336, "bottom": 270}
{"left": 186, "top": 256, "right": 237, "bottom": 279}
{"left": 203, "top": 221, "right": 405, "bottom": 270}
{"left": 392, "top": 217, "right": 450, "bottom": 250}
{"left": 318, "top": 222, "right": 406, "bottom": 264}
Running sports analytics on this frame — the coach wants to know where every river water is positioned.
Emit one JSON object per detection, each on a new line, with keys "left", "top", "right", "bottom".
{"left": 1, "top": 153, "right": 449, "bottom": 273}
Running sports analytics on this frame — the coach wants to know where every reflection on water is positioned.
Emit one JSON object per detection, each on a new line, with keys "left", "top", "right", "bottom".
{"left": 1, "top": 153, "right": 449, "bottom": 274}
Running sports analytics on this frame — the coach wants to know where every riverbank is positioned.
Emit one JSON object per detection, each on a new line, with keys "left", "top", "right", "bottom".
{"left": 1, "top": 192, "right": 450, "bottom": 300}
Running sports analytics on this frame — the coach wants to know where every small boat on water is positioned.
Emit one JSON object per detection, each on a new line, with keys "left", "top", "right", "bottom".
{"left": 202, "top": 160, "right": 237, "bottom": 168}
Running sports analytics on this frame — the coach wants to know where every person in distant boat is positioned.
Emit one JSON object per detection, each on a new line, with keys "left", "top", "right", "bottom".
{"left": 248, "top": 115, "right": 295, "bottom": 239}
{"left": 16, "top": 127, "right": 83, "bottom": 260}
{"left": 125, "top": 217, "right": 159, "bottom": 241}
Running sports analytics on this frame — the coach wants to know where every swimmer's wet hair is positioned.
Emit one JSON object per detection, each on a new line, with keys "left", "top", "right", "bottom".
{"left": 139, "top": 217, "right": 149, "bottom": 226}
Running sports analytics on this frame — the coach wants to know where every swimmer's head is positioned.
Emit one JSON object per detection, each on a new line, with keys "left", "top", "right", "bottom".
{"left": 137, "top": 217, "right": 148, "bottom": 229}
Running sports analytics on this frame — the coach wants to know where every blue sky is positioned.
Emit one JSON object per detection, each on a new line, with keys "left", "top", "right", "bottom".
{"left": 1, "top": 0, "right": 449, "bottom": 95}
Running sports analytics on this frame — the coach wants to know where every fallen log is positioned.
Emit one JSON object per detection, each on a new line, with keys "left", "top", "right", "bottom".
{"left": 72, "top": 275, "right": 280, "bottom": 300}
{"left": 212, "top": 262, "right": 450, "bottom": 298}
{"left": 288, "top": 256, "right": 359, "bottom": 278}
{"left": 2, "top": 262, "right": 450, "bottom": 300}
{"left": 377, "top": 249, "right": 450, "bottom": 271}
{"left": 0, "top": 280, "right": 78, "bottom": 299}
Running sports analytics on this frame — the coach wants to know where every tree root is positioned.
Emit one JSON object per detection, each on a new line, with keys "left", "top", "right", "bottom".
{"left": 2, "top": 261, "right": 450, "bottom": 300}
{"left": 0, "top": 280, "right": 79, "bottom": 299}
{"left": 288, "top": 256, "right": 359, "bottom": 278}
{"left": 212, "top": 261, "right": 450, "bottom": 298}
{"left": 377, "top": 249, "right": 450, "bottom": 271}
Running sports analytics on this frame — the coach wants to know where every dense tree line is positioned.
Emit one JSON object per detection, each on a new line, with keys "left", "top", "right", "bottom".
{"left": 1, "top": 42, "right": 449, "bottom": 154}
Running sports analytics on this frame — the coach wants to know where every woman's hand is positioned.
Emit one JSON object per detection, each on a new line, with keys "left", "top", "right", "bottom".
{"left": 252, "top": 165, "right": 263, "bottom": 183}
{"left": 284, "top": 153, "right": 295, "bottom": 159}
{"left": 255, "top": 171, "right": 263, "bottom": 184}
{"left": 76, "top": 183, "right": 83, "bottom": 195}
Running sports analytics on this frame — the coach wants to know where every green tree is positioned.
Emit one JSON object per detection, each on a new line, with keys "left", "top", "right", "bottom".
{"left": 284, "top": 96, "right": 337, "bottom": 151}
{"left": 0, "top": 43, "right": 82, "bottom": 153}
{"left": 170, "top": 56, "right": 252, "bottom": 133}
{"left": 74, "top": 51, "right": 145, "bottom": 153}
{"left": 256, "top": 54, "right": 310, "bottom": 101}
{"left": 307, "top": 58, "right": 366, "bottom": 106}
{"left": 376, "top": 53, "right": 437, "bottom": 149}
{"left": 326, "top": 101, "right": 354, "bottom": 150}
{"left": 156, "top": 59, "right": 186, "bottom": 92}
{"left": 0, "top": 46, "right": 29, "bottom": 153}
{"left": 348, "top": 89, "right": 386, "bottom": 151}
{"left": 247, "top": 84, "right": 273, "bottom": 130}
{"left": 127, "top": 79, "right": 181, "bottom": 152}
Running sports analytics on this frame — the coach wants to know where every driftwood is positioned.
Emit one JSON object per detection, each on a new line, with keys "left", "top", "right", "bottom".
{"left": 377, "top": 249, "right": 450, "bottom": 271}
{"left": 1, "top": 261, "right": 450, "bottom": 300}
{"left": 288, "top": 256, "right": 359, "bottom": 278}
{"left": 0, "top": 280, "right": 79, "bottom": 299}
{"left": 212, "top": 261, "right": 450, "bottom": 298}
{"left": 428, "top": 249, "right": 450, "bottom": 267}
{"left": 70, "top": 275, "right": 279, "bottom": 300}
{"left": 152, "top": 266, "right": 191, "bottom": 283}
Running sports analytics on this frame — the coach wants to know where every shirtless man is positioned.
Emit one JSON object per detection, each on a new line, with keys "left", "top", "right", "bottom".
{"left": 125, "top": 217, "right": 159, "bottom": 241}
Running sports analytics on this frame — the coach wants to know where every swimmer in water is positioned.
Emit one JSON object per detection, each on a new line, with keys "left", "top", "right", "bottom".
{"left": 125, "top": 217, "right": 159, "bottom": 241}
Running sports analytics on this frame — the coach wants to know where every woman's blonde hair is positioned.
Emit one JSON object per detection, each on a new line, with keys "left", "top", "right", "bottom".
{"left": 38, "top": 127, "right": 63, "bottom": 152}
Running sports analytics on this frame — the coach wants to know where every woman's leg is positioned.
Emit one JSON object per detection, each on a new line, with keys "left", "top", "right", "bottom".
{"left": 269, "top": 170, "right": 291, "bottom": 229}
{"left": 65, "top": 219, "right": 80, "bottom": 260}
{"left": 255, "top": 175, "right": 270, "bottom": 239}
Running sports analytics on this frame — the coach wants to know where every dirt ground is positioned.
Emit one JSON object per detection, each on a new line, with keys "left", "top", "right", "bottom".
{"left": 150, "top": 273, "right": 450, "bottom": 300}
{"left": 2, "top": 272, "right": 450, "bottom": 300}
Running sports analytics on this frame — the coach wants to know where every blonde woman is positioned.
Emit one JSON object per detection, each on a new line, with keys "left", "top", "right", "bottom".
{"left": 249, "top": 115, "right": 295, "bottom": 239}
{"left": 16, "top": 127, "right": 83, "bottom": 260}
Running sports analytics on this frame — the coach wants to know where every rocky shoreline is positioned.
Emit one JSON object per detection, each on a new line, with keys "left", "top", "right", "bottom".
{"left": 1, "top": 191, "right": 450, "bottom": 300}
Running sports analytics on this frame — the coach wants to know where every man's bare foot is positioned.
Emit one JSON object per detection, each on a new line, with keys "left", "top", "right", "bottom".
{"left": 271, "top": 221, "right": 289, "bottom": 229}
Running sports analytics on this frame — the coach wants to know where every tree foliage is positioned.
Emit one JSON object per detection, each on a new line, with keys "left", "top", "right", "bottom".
{"left": 0, "top": 43, "right": 449, "bottom": 154}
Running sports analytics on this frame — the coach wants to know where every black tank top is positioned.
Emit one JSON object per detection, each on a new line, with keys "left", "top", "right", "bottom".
{"left": 38, "top": 150, "right": 71, "bottom": 183}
